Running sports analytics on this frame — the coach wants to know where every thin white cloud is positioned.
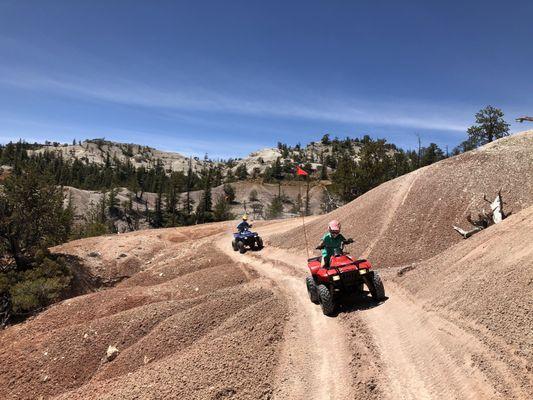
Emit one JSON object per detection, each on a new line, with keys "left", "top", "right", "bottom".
{"left": 0, "top": 67, "right": 470, "bottom": 133}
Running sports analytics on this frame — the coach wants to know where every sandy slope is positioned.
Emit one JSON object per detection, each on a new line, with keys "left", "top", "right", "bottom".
{"left": 360, "top": 279, "right": 530, "bottom": 399}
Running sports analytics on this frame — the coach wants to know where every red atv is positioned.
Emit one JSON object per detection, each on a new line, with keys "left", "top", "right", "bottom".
{"left": 305, "top": 241, "right": 385, "bottom": 316}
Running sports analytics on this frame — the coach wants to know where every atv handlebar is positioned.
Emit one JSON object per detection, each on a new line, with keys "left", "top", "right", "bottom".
{"left": 315, "top": 238, "right": 353, "bottom": 251}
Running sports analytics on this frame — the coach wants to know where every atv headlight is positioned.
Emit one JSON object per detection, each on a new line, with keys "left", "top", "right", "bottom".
{"left": 332, "top": 275, "right": 340, "bottom": 281}
{"left": 359, "top": 269, "right": 368, "bottom": 275}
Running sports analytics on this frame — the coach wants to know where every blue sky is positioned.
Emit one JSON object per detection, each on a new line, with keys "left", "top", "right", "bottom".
{"left": 0, "top": 0, "right": 532, "bottom": 158}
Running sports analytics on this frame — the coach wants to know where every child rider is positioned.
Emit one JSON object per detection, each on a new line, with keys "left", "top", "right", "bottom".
{"left": 316, "top": 220, "right": 353, "bottom": 267}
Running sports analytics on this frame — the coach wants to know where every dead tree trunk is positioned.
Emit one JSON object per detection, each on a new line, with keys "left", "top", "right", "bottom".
{"left": 0, "top": 292, "right": 11, "bottom": 329}
{"left": 453, "top": 190, "right": 510, "bottom": 239}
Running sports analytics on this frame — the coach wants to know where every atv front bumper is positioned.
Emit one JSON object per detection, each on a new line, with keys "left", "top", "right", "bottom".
{"left": 330, "top": 269, "right": 371, "bottom": 292}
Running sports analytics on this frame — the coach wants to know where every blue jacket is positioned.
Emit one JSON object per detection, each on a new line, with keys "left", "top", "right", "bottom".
{"left": 237, "top": 221, "right": 251, "bottom": 232}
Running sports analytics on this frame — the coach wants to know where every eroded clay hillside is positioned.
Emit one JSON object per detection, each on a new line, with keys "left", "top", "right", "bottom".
{"left": 0, "top": 224, "right": 287, "bottom": 399}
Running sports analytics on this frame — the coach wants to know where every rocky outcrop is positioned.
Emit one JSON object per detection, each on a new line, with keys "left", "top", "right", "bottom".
{"left": 29, "top": 140, "right": 205, "bottom": 173}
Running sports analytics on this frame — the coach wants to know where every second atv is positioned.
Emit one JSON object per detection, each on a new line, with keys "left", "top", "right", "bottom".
{"left": 232, "top": 229, "right": 263, "bottom": 254}
{"left": 305, "top": 242, "right": 385, "bottom": 316}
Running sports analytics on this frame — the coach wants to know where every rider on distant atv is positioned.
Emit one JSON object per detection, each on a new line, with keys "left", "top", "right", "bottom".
{"left": 237, "top": 214, "right": 252, "bottom": 232}
{"left": 316, "top": 220, "right": 353, "bottom": 267}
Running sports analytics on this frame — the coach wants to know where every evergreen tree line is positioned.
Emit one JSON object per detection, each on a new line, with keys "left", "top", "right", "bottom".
{"left": 0, "top": 144, "right": 204, "bottom": 194}
{"left": 0, "top": 105, "right": 511, "bottom": 225}
{"left": 74, "top": 165, "right": 239, "bottom": 236}
{"left": 329, "top": 137, "right": 447, "bottom": 202}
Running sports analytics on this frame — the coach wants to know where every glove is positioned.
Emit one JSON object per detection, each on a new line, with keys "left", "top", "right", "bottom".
{"left": 344, "top": 238, "right": 354, "bottom": 244}
{"left": 316, "top": 245, "right": 324, "bottom": 250}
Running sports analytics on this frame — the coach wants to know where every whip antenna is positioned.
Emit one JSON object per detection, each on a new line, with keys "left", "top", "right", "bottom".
{"left": 301, "top": 202, "right": 310, "bottom": 260}
{"left": 296, "top": 165, "right": 310, "bottom": 259}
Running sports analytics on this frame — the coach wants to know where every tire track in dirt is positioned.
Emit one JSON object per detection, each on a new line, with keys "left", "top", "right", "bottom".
{"left": 216, "top": 233, "right": 355, "bottom": 400}
{"left": 361, "top": 170, "right": 420, "bottom": 259}
{"left": 359, "top": 279, "right": 529, "bottom": 399}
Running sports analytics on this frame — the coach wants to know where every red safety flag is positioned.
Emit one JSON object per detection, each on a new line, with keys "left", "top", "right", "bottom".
{"left": 295, "top": 166, "right": 308, "bottom": 176}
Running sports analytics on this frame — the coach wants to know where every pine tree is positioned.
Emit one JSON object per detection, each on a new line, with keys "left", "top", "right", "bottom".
{"left": 272, "top": 157, "right": 282, "bottom": 179}
{"left": 452, "top": 137, "right": 477, "bottom": 155}
{"left": 0, "top": 167, "right": 74, "bottom": 325}
{"left": 196, "top": 167, "right": 213, "bottom": 224}
{"left": 223, "top": 183, "right": 236, "bottom": 203}
{"left": 353, "top": 139, "right": 393, "bottom": 196}
{"left": 266, "top": 196, "right": 283, "bottom": 219}
{"left": 290, "top": 193, "right": 302, "bottom": 214}
{"left": 81, "top": 197, "right": 110, "bottom": 238}
{"left": 153, "top": 183, "right": 165, "bottom": 228}
{"left": 262, "top": 166, "right": 274, "bottom": 183}
{"left": 213, "top": 195, "right": 234, "bottom": 221}
{"left": 420, "top": 143, "right": 445, "bottom": 166}
{"left": 165, "top": 172, "right": 182, "bottom": 227}
{"left": 305, "top": 177, "right": 310, "bottom": 216}
{"left": 331, "top": 155, "right": 357, "bottom": 202}
{"left": 320, "top": 152, "right": 328, "bottom": 180}
{"left": 99, "top": 191, "right": 107, "bottom": 224}
{"left": 126, "top": 192, "right": 134, "bottom": 213}
{"left": 392, "top": 150, "right": 412, "bottom": 177}
{"left": 185, "top": 158, "right": 194, "bottom": 216}
{"left": 108, "top": 187, "right": 120, "bottom": 215}
{"left": 467, "top": 106, "right": 510, "bottom": 147}
{"left": 212, "top": 166, "right": 223, "bottom": 187}
{"left": 195, "top": 190, "right": 212, "bottom": 224}
{"left": 235, "top": 164, "right": 248, "bottom": 180}
{"left": 225, "top": 168, "right": 236, "bottom": 183}
{"left": 249, "top": 189, "right": 259, "bottom": 202}
{"left": 0, "top": 167, "right": 73, "bottom": 269}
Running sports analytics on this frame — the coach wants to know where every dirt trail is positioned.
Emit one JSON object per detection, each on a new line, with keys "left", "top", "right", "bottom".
{"left": 216, "top": 220, "right": 356, "bottom": 400}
